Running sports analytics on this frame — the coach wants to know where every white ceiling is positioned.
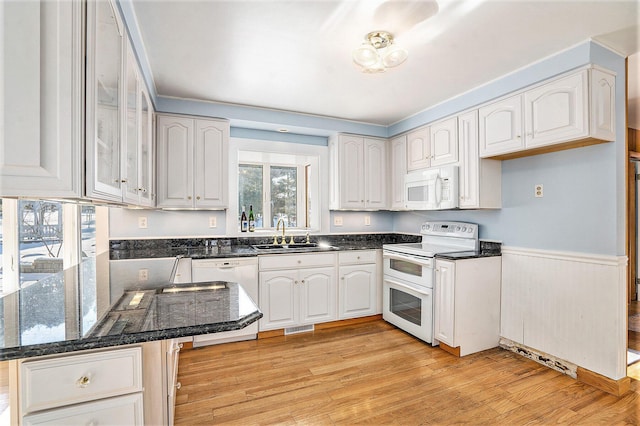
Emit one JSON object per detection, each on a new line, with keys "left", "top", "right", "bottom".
{"left": 132, "top": 0, "right": 640, "bottom": 127}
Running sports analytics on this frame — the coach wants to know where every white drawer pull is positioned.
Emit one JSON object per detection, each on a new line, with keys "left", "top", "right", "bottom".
{"left": 76, "top": 375, "right": 91, "bottom": 388}
{"left": 176, "top": 382, "right": 182, "bottom": 390}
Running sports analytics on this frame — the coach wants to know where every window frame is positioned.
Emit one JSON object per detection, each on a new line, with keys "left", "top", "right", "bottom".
{"left": 227, "top": 138, "right": 329, "bottom": 236}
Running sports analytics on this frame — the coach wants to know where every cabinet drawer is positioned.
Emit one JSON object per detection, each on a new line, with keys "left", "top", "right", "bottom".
{"left": 338, "top": 250, "right": 377, "bottom": 265}
{"left": 259, "top": 253, "right": 336, "bottom": 270}
{"left": 23, "top": 393, "right": 144, "bottom": 426}
{"left": 21, "top": 347, "right": 143, "bottom": 414}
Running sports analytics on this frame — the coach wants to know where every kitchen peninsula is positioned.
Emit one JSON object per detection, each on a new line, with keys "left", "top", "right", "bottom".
{"left": 0, "top": 251, "right": 263, "bottom": 425}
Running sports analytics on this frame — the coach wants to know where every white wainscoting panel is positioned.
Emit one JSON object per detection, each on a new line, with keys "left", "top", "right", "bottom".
{"left": 501, "top": 247, "right": 627, "bottom": 380}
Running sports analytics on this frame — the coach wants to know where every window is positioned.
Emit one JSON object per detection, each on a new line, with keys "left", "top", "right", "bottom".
{"left": 238, "top": 163, "right": 304, "bottom": 229}
{"left": 18, "top": 200, "right": 64, "bottom": 288}
{"left": 0, "top": 200, "right": 103, "bottom": 345}
{"left": 230, "top": 139, "right": 326, "bottom": 234}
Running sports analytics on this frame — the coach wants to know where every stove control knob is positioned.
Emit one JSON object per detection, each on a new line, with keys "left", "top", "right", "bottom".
{"left": 461, "top": 226, "right": 467, "bottom": 232}
{"left": 455, "top": 226, "right": 461, "bottom": 231}
{"left": 424, "top": 224, "right": 431, "bottom": 231}
{"left": 468, "top": 228, "right": 473, "bottom": 233}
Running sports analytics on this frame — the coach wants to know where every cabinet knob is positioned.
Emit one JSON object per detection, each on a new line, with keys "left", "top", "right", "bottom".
{"left": 297, "top": 260, "right": 302, "bottom": 264}
{"left": 187, "top": 196, "right": 192, "bottom": 200}
{"left": 176, "top": 382, "right": 182, "bottom": 390}
{"left": 301, "top": 280, "right": 305, "bottom": 284}
{"left": 295, "top": 280, "right": 299, "bottom": 284}
{"left": 517, "top": 135, "right": 521, "bottom": 139}
{"left": 196, "top": 196, "right": 201, "bottom": 200}
{"left": 138, "top": 187, "right": 147, "bottom": 193}
{"left": 341, "top": 277, "right": 345, "bottom": 280}
{"left": 76, "top": 375, "right": 91, "bottom": 388}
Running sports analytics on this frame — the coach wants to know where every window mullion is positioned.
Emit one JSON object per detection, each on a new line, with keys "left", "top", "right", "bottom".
{"left": 2, "top": 199, "right": 20, "bottom": 294}
{"left": 264, "top": 164, "right": 271, "bottom": 229}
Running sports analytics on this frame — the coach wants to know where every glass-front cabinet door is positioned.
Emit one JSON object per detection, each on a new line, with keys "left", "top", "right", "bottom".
{"left": 86, "top": 0, "right": 124, "bottom": 201}
{"left": 138, "top": 88, "right": 154, "bottom": 206}
{"left": 123, "top": 41, "right": 140, "bottom": 204}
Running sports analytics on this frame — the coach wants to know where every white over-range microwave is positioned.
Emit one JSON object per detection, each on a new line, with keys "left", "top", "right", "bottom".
{"left": 404, "top": 165, "right": 459, "bottom": 210}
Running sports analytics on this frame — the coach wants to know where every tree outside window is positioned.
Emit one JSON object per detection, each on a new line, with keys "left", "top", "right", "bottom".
{"left": 271, "top": 166, "right": 297, "bottom": 227}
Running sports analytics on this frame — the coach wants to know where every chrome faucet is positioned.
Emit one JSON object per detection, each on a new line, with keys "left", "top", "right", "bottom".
{"left": 276, "top": 218, "right": 286, "bottom": 244}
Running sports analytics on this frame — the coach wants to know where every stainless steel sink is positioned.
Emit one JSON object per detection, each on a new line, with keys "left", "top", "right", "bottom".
{"left": 252, "top": 242, "right": 336, "bottom": 252}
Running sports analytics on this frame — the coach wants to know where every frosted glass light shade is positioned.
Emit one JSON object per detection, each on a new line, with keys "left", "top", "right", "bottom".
{"left": 382, "top": 45, "right": 408, "bottom": 68}
{"left": 353, "top": 44, "right": 379, "bottom": 68}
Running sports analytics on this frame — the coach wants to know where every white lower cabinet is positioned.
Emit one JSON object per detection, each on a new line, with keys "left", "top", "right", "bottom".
{"left": 12, "top": 347, "right": 144, "bottom": 425}
{"left": 259, "top": 253, "right": 337, "bottom": 331}
{"left": 23, "top": 394, "right": 143, "bottom": 426}
{"left": 165, "top": 339, "right": 183, "bottom": 426}
{"left": 434, "top": 257, "right": 502, "bottom": 356}
{"left": 338, "top": 250, "right": 380, "bottom": 319}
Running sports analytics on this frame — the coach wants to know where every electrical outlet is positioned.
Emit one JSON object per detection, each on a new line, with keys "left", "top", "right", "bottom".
{"left": 334, "top": 216, "right": 343, "bottom": 226}
{"left": 535, "top": 184, "right": 543, "bottom": 198}
{"left": 364, "top": 215, "right": 371, "bottom": 226}
{"left": 209, "top": 216, "right": 217, "bottom": 228}
{"left": 138, "top": 216, "right": 148, "bottom": 228}
{"left": 138, "top": 269, "right": 149, "bottom": 281}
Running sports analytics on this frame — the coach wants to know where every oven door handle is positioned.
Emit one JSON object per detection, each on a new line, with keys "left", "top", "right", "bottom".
{"left": 385, "top": 277, "right": 431, "bottom": 296}
{"left": 383, "top": 251, "right": 432, "bottom": 266}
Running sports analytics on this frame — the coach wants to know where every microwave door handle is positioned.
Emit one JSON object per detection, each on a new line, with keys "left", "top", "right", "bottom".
{"left": 434, "top": 174, "right": 443, "bottom": 206}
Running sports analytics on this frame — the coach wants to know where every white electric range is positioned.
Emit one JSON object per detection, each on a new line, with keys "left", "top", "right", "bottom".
{"left": 382, "top": 221, "right": 479, "bottom": 344}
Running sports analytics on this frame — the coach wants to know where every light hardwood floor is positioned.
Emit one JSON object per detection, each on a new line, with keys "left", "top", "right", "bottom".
{"left": 175, "top": 320, "right": 640, "bottom": 425}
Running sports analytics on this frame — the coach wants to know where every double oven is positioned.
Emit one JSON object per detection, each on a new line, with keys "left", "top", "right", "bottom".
{"left": 382, "top": 221, "right": 478, "bottom": 344}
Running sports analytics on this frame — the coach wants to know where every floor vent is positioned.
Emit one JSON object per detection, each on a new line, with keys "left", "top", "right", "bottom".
{"left": 500, "top": 337, "right": 577, "bottom": 379}
{"left": 284, "top": 324, "right": 314, "bottom": 335}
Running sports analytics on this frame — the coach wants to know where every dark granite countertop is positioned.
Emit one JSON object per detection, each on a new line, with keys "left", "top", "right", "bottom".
{"left": 110, "top": 233, "right": 421, "bottom": 260}
{"left": 436, "top": 251, "right": 502, "bottom": 260}
{"left": 0, "top": 255, "right": 261, "bottom": 361}
{"left": 435, "top": 241, "right": 502, "bottom": 260}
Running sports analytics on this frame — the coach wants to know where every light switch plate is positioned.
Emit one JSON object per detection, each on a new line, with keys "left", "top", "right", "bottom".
{"left": 364, "top": 215, "right": 371, "bottom": 226}
{"left": 209, "top": 216, "right": 217, "bottom": 228}
{"left": 334, "top": 216, "right": 343, "bottom": 226}
{"left": 138, "top": 216, "right": 148, "bottom": 228}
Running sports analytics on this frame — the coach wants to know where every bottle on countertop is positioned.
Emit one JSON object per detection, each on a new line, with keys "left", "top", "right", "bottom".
{"left": 240, "top": 206, "right": 248, "bottom": 232}
{"left": 248, "top": 205, "right": 255, "bottom": 232}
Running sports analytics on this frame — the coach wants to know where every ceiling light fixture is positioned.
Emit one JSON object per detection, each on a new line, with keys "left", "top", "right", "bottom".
{"left": 352, "top": 31, "right": 408, "bottom": 73}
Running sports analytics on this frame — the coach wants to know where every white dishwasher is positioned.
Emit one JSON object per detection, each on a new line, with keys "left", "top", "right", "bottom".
{"left": 191, "top": 257, "right": 259, "bottom": 347}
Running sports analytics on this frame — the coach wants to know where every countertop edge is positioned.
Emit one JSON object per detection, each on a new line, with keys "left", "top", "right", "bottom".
{"left": 0, "top": 311, "right": 263, "bottom": 361}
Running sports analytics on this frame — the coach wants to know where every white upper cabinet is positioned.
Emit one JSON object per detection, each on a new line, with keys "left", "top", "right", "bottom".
{"left": 430, "top": 117, "right": 458, "bottom": 166}
{"left": 480, "top": 67, "right": 616, "bottom": 159}
{"left": 85, "top": 0, "right": 124, "bottom": 201}
{"left": 156, "top": 114, "right": 229, "bottom": 209}
{"left": 589, "top": 68, "right": 616, "bottom": 141}
{"left": 364, "top": 138, "right": 387, "bottom": 209}
{"left": 389, "top": 135, "right": 407, "bottom": 210}
{"left": 330, "top": 134, "right": 387, "bottom": 210}
{"left": 458, "top": 111, "right": 501, "bottom": 209}
{"left": 1, "top": 0, "right": 83, "bottom": 197}
{"left": 194, "top": 119, "right": 228, "bottom": 208}
{"left": 406, "top": 127, "right": 430, "bottom": 171}
{"left": 479, "top": 94, "right": 524, "bottom": 157}
{"left": 524, "top": 71, "right": 588, "bottom": 148}
{"left": 86, "top": 1, "right": 155, "bottom": 207}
